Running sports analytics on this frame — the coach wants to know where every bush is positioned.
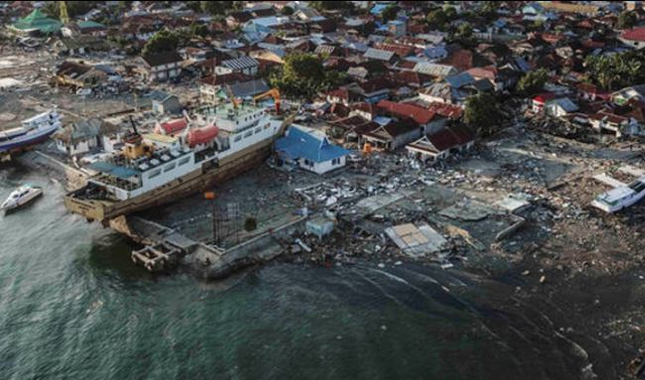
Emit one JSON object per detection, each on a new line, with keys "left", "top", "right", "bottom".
{"left": 244, "top": 217, "right": 257, "bottom": 232}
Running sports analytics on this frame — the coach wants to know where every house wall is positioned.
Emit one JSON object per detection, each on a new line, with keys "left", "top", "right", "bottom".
{"left": 102, "top": 135, "right": 121, "bottom": 153}
{"left": 423, "top": 118, "right": 448, "bottom": 135}
{"left": 300, "top": 156, "right": 346, "bottom": 175}
{"left": 590, "top": 119, "right": 625, "bottom": 137}
{"left": 148, "top": 63, "right": 181, "bottom": 82}
{"left": 406, "top": 140, "right": 474, "bottom": 162}
{"left": 392, "top": 128, "right": 423, "bottom": 150}
{"left": 419, "top": 93, "right": 451, "bottom": 104}
{"left": 200, "top": 85, "right": 220, "bottom": 104}
{"left": 56, "top": 138, "right": 96, "bottom": 156}
{"left": 544, "top": 104, "right": 568, "bottom": 118}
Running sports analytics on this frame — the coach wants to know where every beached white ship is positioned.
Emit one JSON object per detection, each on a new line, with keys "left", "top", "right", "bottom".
{"left": 0, "top": 110, "right": 62, "bottom": 153}
{"left": 591, "top": 176, "right": 645, "bottom": 213}
{"left": 64, "top": 102, "right": 290, "bottom": 223}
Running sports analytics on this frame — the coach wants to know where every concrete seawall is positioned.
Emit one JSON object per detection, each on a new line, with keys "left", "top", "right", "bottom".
{"left": 111, "top": 214, "right": 307, "bottom": 280}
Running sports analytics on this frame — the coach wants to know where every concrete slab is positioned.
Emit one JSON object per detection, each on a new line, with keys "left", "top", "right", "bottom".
{"left": 593, "top": 173, "right": 626, "bottom": 188}
{"left": 494, "top": 194, "right": 531, "bottom": 213}
{"left": 385, "top": 223, "right": 447, "bottom": 258}
{"left": 439, "top": 200, "right": 492, "bottom": 221}
{"left": 354, "top": 190, "right": 415, "bottom": 215}
{"left": 618, "top": 165, "right": 645, "bottom": 178}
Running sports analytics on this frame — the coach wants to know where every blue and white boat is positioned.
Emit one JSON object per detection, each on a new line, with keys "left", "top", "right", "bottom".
{"left": 0, "top": 110, "right": 62, "bottom": 153}
{"left": 1, "top": 184, "right": 43, "bottom": 213}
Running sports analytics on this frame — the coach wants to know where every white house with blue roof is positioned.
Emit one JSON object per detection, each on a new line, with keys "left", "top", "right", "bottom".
{"left": 275, "top": 125, "right": 350, "bottom": 175}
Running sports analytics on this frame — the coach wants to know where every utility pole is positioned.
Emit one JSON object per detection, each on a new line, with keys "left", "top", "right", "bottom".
{"left": 204, "top": 192, "right": 218, "bottom": 246}
{"left": 59, "top": 1, "right": 70, "bottom": 24}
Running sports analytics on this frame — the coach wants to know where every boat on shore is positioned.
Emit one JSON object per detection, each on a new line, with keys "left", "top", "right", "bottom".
{"left": 591, "top": 176, "right": 645, "bottom": 213}
{"left": 1, "top": 184, "right": 43, "bottom": 213}
{"left": 0, "top": 110, "right": 62, "bottom": 153}
{"left": 64, "top": 101, "right": 293, "bottom": 224}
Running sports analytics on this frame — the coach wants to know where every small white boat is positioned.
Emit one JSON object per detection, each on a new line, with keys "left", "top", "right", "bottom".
{"left": 1, "top": 184, "right": 43, "bottom": 213}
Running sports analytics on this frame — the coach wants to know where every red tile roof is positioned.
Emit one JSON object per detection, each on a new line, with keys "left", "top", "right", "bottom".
{"left": 621, "top": 27, "right": 645, "bottom": 42}
{"left": 576, "top": 83, "right": 610, "bottom": 97}
{"left": 328, "top": 88, "right": 349, "bottom": 100}
{"left": 396, "top": 60, "right": 417, "bottom": 70}
{"left": 466, "top": 66, "right": 497, "bottom": 81}
{"left": 426, "top": 125, "right": 476, "bottom": 152}
{"left": 540, "top": 33, "right": 565, "bottom": 45}
{"left": 377, "top": 100, "right": 436, "bottom": 125}
{"left": 426, "top": 102, "right": 463, "bottom": 120}
{"left": 590, "top": 111, "right": 628, "bottom": 125}
{"left": 374, "top": 42, "right": 414, "bottom": 57}
{"left": 533, "top": 93, "right": 556, "bottom": 104}
{"left": 200, "top": 72, "right": 250, "bottom": 86}
{"left": 395, "top": 71, "right": 432, "bottom": 87}
{"left": 440, "top": 49, "right": 473, "bottom": 72}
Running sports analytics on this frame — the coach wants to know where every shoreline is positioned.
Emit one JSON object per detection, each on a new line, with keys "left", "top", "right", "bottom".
{"left": 7, "top": 143, "right": 645, "bottom": 378}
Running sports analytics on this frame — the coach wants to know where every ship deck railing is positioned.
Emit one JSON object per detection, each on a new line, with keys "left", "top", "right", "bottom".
{"left": 94, "top": 174, "right": 142, "bottom": 192}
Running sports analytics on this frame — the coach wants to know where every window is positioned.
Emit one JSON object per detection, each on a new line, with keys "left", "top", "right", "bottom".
{"left": 255, "top": 127, "right": 262, "bottom": 134}
{"left": 148, "top": 169, "right": 161, "bottom": 179}
{"left": 164, "top": 163, "right": 176, "bottom": 172}
{"left": 244, "top": 130, "right": 253, "bottom": 138}
{"left": 234, "top": 134, "right": 242, "bottom": 142}
{"left": 332, "top": 158, "right": 340, "bottom": 166}
{"left": 178, "top": 157, "right": 190, "bottom": 166}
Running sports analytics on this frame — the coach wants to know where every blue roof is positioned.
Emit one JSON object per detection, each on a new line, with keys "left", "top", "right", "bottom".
{"left": 514, "top": 57, "right": 532, "bottom": 72}
{"left": 445, "top": 73, "right": 476, "bottom": 89}
{"left": 89, "top": 161, "right": 140, "bottom": 179}
{"left": 275, "top": 126, "right": 349, "bottom": 163}
{"left": 371, "top": 4, "right": 388, "bottom": 15}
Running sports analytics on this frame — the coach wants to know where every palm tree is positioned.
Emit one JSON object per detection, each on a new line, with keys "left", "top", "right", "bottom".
{"left": 595, "top": 56, "right": 617, "bottom": 90}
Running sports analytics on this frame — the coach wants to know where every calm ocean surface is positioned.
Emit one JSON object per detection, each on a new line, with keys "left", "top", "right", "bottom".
{"left": 0, "top": 165, "right": 606, "bottom": 379}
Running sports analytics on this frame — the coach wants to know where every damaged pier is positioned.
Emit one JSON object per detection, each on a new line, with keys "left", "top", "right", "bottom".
{"left": 112, "top": 213, "right": 306, "bottom": 278}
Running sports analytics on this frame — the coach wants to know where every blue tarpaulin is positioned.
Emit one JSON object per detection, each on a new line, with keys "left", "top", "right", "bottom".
{"left": 89, "top": 161, "right": 140, "bottom": 179}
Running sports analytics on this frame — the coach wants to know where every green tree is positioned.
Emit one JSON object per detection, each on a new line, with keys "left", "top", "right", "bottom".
{"left": 189, "top": 23, "right": 209, "bottom": 38}
{"left": 244, "top": 217, "right": 257, "bottom": 232}
{"left": 142, "top": 30, "right": 180, "bottom": 55}
{"left": 381, "top": 5, "right": 400, "bottom": 22}
{"left": 444, "top": 6, "right": 458, "bottom": 20}
{"left": 427, "top": 8, "right": 448, "bottom": 30}
{"left": 65, "top": 1, "right": 97, "bottom": 17}
{"left": 585, "top": 55, "right": 618, "bottom": 90}
{"left": 464, "top": 93, "right": 502, "bottom": 136}
{"left": 517, "top": 68, "right": 549, "bottom": 95}
{"left": 308, "top": 1, "right": 353, "bottom": 11}
{"left": 42, "top": 2, "right": 59, "bottom": 18}
{"left": 427, "top": 7, "right": 457, "bottom": 31}
{"left": 477, "top": 1, "right": 497, "bottom": 21}
{"left": 268, "top": 53, "right": 340, "bottom": 100}
{"left": 118, "top": 1, "right": 132, "bottom": 10}
{"left": 185, "top": 1, "right": 201, "bottom": 12}
{"left": 618, "top": 11, "right": 637, "bottom": 29}
{"left": 201, "top": 1, "right": 236, "bottom": 16}
{"left": 451, "top": 22, "right": 476, "bottom": 48}
{"left": 280, "top": 6, "right": 294, "bottom": 16}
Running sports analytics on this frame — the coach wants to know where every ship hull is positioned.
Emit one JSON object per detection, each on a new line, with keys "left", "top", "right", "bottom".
{"left": 0, "top": 124, "right": 59, "bottom": 153}
{"left": 64, "top": 138, "right": 274, "bottom": 224}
